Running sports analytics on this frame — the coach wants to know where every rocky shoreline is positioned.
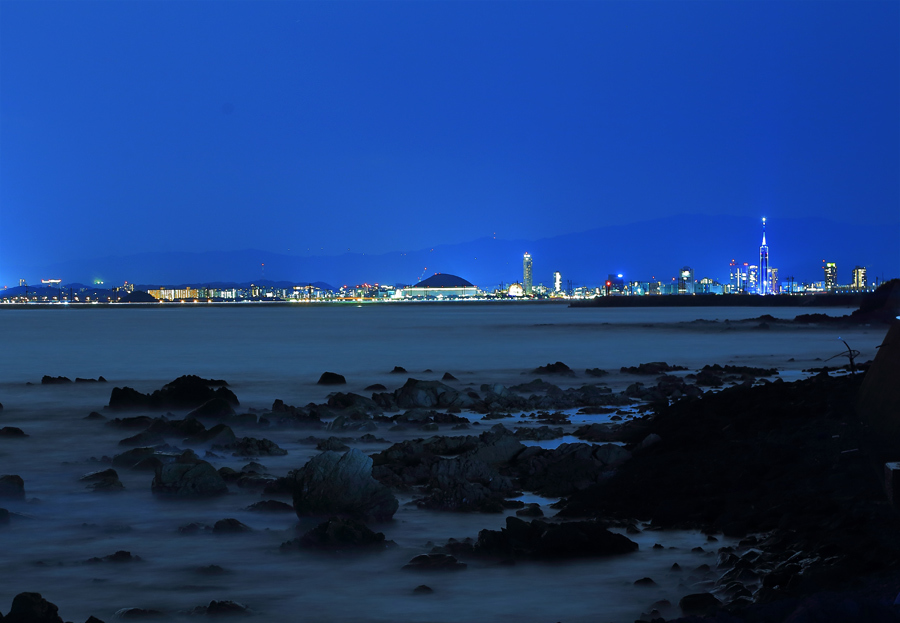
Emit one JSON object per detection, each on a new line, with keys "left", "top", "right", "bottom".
{"left": 1, "top": 318, "right": 898, "bottom": 621}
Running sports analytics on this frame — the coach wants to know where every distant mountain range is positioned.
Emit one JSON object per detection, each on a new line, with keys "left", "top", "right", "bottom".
{"left": 8, "top": 214, "right": 898, "bottom": 289}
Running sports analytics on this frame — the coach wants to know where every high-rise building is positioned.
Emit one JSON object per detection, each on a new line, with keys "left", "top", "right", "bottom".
{"left": 553, "top": 271, "right": 561, "bottom": 293}
{"left": 758, "top": 217, "right": 769, "bottom": 295}
{"left": 824, "top": 262, "right": 837, "bottom": 291}
{"left": 748, "top": 265, "right": 759, "bottom": 293}
{"left": 523, "top": 253, "right": 533, "bottom": 294}
{"left": 852, "top": 266, "right": 867, "bottom": 291}
{"left": 678, "top": 266, "right": 694, "bottom": 295}
{"left": 769, "top": 268, "right": 779, "bottom": 294}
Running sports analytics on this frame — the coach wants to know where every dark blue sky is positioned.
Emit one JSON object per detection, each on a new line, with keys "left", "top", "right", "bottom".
{"left": 1, "top": 1, "right": 898, "bottom": 284}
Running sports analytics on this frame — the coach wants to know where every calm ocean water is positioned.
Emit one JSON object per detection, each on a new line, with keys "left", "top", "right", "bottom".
{"left": 0, "top": 305, "right": 887, "bottom": 622}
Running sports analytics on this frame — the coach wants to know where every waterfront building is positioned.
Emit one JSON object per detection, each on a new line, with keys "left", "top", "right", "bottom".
{"left": 401, "top": 273, "right": 479, "bottom": 299}
{"left": 824, "top": 262, "right": 837, "bottom": 291}
{"left": 747, "top": 265, "right": 759, "bottom": 294}
{"left": 553, "top": 271, "right": 561, "bottom": 293}
{"left": 523, "top": 253, "right": 533, "bottom": 294}
{"left": 852, "top": 266, "right": 867, "bottom": 291}
{"left": 147, "top": 287, "right": 200, "bottom": 301}
{"left": 507, "top": 282, "right": 525, "bottom": 297}
{"left": 769, "top": 268, "right": 779, "bottom": 294}
{"left": 759, "top": 218, "right": 769, "bottom": 295}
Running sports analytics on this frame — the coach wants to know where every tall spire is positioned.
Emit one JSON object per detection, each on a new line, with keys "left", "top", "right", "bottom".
{"left": 761, "top": 217, "right": 767, "bottom": 246}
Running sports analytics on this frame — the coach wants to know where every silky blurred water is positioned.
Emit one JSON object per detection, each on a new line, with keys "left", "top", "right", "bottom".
{"left": 0, "top": 304, "right": 885, "bottom": 622}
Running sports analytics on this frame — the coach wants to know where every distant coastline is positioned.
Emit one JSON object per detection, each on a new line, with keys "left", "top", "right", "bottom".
{"left": 569, "top": 293, "right": 863, "bottom": 309}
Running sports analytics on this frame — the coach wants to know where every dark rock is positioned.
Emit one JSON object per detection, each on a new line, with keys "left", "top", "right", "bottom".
{"left": 288, "top": 449, "right": 398, "bottom": 521}
{"left": 80, "top": 469, "right": 124, "bottom": 491}
{"left": 402, "top": 553, "right": 467, "bottom": 571}
{"left": 178, "top": 523, "right": 212, "bottom": 535}
{"left": 0, "top": 507, "right": 9, "bottom": 524}
{"left": 223, "top": 437, "right": 287, "bottom": 457}
{"left": 75, "top": 376, "right": 107, "bottom": 383}
{"left": 152, "top": 458, "right": 227, "bottom": 497}
{"left": 620, "top": 362, "right": 687, "bottom": 375}
{"left": 112, "top": 608, "right": 163, "bottom": 619}
{"left": 532, "top": 362, "right": 575, "bottom": 376}
{"left": 516, "top": 503, "right": 543, "bottom": 518}
{"left": 316, "top": 437, "right": 350, "bottom": 452}
{"left": 109, "top": 375, "right": 237, "bottom": 411}
{"left": 203, "top": 600, "right": 250, "bottom": 616}
{"left": 213, "top": 518, "right": 252, "bottom": 533}
{"left": 365, "top": 384, "right": 387, "bottom": 391}
{"left": 0, "top": 475, "right": 25, "bottom": 499}
{"left": 87, "top": 550, "right": 141, "bottom": 563}
{"left": 4, "top": 592, "right": 63, "bottom": 623}
{"left": 511, "top": 442, "right": 631, "bottom": 497}
{"left": 413, "top": 584, "right": 434, "bottom": 594}
{"left": 634, "top": 577, "right": 657, "bottom": 586}
{"left": 85, "top": 616, "right": 106, "bottom": 623}
{"left": 442, "top": 372, "right": 458, "bottom": 381}
{"left": 282, "top": 517, "right": 387, "bottom": 551}
{"left": 584, "top": 368, "right": 609, "bottom": 377}
{"left": 317, "top": 372, "right": 346, "bottom": 385}
{"left": 0, "top": 427, "right": 27, "bottom": 437}
{"left": 185, "top": 423, "right": 237, "bottom": 446}
{"left": 679, "top": 592, "right": 721, "bottom": 616}
{"left": 187, "top": 397, "right": 236, "bottom": 420}
{"left": 194, "top": 564, "right": 229, "bottom": 575}
{"left": 41, "top": 375, "right": 72, "bottom": 385}
{"left": 390, "top": 366, "right": 407, "bottom": 374}
{"left": 392, "top": 378, "right": 475, "bottom": 410}
{"left": 473, "top": 517, "right": 638, "bottom": 560}
{"left": 246, "top": 499, "right": 293, "bottom": 512}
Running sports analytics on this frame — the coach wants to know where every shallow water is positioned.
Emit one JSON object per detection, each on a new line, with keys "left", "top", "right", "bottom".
{"left": 0, "top": 305, "right": 886, "bottom": 621}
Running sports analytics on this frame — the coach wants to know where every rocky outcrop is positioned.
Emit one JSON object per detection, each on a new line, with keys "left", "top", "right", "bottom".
{"left": 108, "top": 375, "right": 237, "bottom": 411}
{"left": 326, "top": 392, "right": 383, "bottom": 419}
{"left": 287, "top": 449, "right": 398, "bottom": 521}
{"left": 281, "top": 517, "right": 388, "bottom": 552}
{"left": 219, "top": 437, "right": 287, "bottom": 457}
{"left": 151, "top": 454, "right": 227, "bottom": 497}
{"left": 186, "top": 397, "right": 236, "bottom": 420}
{"left": 375, "top": 378, "right": 476, "bottom": 411}
{"left": 189, "top": 600, "right": 250, "bottom": 616}
{"left": 402, "top": 553, "right": 466, "bottom": 571}
{"left": 510, "top": 442, "right": 631, "bottom": 497}
{"left": 532, "top": 362, "right": 575, "bottom": 376}
{"left": 317, "top": 372, "right": 346, "bottom": 385}
{"left": 3, "top": 592, "right": 64, "bottom": 623}
{"left": 472, "top": 517, "right": 638, "bottom": 560}
{"left": 620, "top": 362, "right": 687, "bottom": 375}
{"left": 0, "top": 427, "right": 27, "bottom": 437}
{"left": 0, "top": 474, "right": 25, "bottom": 499}
{"left": 80, "top": 468, "right": 124, "bottom": 491}
{"left": 41, "top": 375, "right": 72, "bottom": 385}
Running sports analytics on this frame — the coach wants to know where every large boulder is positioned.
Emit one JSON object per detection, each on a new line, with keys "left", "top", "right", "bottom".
{"left": 109, "top": 375, "right": 238, "bottom": 411}
{"left": 512, "top": 442, "right": 632, "bottom": 497}
{"left": 474, "top": 517, "right": 638, "bottom": 560}
{"left": 288, "top": 449, "right": 398, "bottom": 521}
{"left": 80, "top": 469, "right": 124, "bottom": 491}
{"left": 317, "top": 372, "right": 346, "bottom": 385}
{"left": 151, "top": 456, "right": 227, "bottom": 497}
{"left": 393, "top": 379, "right": 475, "bottom": 410}
{"left": 4, "top": 592, "right": 63, "bottom": 623}
{"left": 0, "top": 475, "right": 25, "bottom": 499}
{"left": 281, "top": 517, "right": 388, "bottom": 551}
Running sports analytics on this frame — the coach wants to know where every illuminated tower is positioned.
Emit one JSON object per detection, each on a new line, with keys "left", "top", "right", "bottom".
{"left": 758, "top": 217, "right": 769, "bottom": 295}
{"left": 553, "top": 271, "right": 561, "bottom": 293}
{"left": 852, "top": 266, "right": 867, "bottom": 291}
{"left": 824, "top": 262, "right": 837, "bottom": 291}
{"left": 523, "top": 253, "right": 533, "bottom": 294}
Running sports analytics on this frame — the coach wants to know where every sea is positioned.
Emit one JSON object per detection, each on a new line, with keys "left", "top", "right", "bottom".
{"left": 0, "top": 304, "right": 888, "bottom": 622}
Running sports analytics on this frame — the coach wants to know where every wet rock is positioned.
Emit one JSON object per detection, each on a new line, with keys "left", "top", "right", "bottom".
{"left": 194, "top": 564, "right": 229, "bottom": 575}
{"left": 245, "top": 500, "right": 293, "bottom": 512}
{"left": 316, "top": 437, "right": 350, "bottom": 452}
{"left": 317, "top": 372, "right": 346, "bottom": 385}
{"left": 584, "top": 368, "right": 609, "bottom": 377}
{"left": 222, "top": 437, "right": 287, "bottom": 457}
{"left": 152, "top": 457, "right": 227, "bottom": 497}
{"left": 187, "top": 397, "right": 236, "bottom": 420}
{"left": 3, "top": 592, "right": 63, "bottom": 623}
{"left": 80, "top": 468, "right": 124, "bottom": 491}
{"left": 192, "top": 600, "right": 250, "bottom": 616}
{"left": 213, "top": 518, "right": 252, "bottom": 533}
{"left": 87, "top": 550, "right": 142, "bottom": 563}
{"left": 473, "top": 517, "right": 639, "bottom": 560}
{"left": 85, "top": 616, "right": 106, "bottom": 623}
{"left": 392, "top": 378, "right": 475, "bottom": 410}
{"left": 326, "top": 392, "right": 383, "bottom": 419}
{"left": 634, "top": 577, "right": 656, "bottom": 586}
{"left": 75, "top": 376, "right": 107, "bottom": 383}
{"left": 390, "top": 366, "right": 407, "bottom": 374}
{"left": 364, "top": 383, "right": 387, "bottom": 391}
{"left": 109, "top": 375, "right": 237, "bottom": 411}
{"left": 402, "top": 553, "right": 467, "bottom": 571}
{"left": 442, "top": 372, "right": 457, "bottom": 381}
{"left": 185, "top": 423, "right": 237, "bottom": 446}
{"left": 282, "top": 517, "right": 388, "bottom": 552}
{"left": 0, "top": 426, "right": 27, "bottom": 437}
{"left": 511, "top": 442, "right": 631, "bottom": 497}
{"left": 112, "top": 607, "right": 164, "bottom": 619}
{"left": 532, "top": 362, "right": 575, "bottom": 376}
{"left": 620, "top": 362, "right": 687, "bottom": 375}
{"left": 178, "top": 523, "right": 212, "bottom": 535}
{"left": 288, "top": 449, "right": 398, "bottom": 521}
{"left": 0, "top": 507, "right": 9, "bottom": 524}
{"left": 41, "top": 375, "right": 72, "bottom": 385}
{"left": 678, "top": 592, "right": 721, "bottom": 616}
{"left": 516, "top": 503, "right": 543, "bottom": 518}
{"left": 413, "top": 584, "right": 434, "bottom": 594}
{"left": 0, "top": 474, "right": 25, "bottom": 499}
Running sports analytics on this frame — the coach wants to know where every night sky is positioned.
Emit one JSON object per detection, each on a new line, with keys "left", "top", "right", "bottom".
{"left": 1, "top": 1, "right": 897, "bottom": 285}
